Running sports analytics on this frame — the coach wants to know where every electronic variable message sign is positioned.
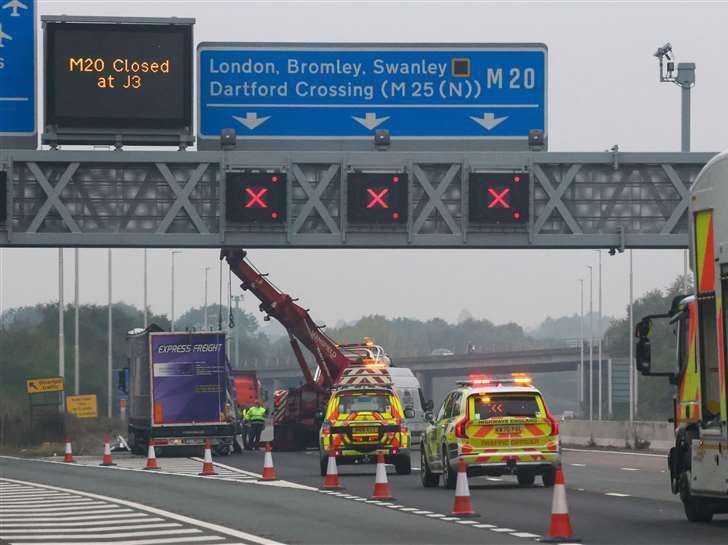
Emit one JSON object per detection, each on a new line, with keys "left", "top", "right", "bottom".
{"left": 469, "top": 171, "right": 529, "bottom": 223}
{"left": 43, "top": 16, "right": 194, "bottom": 146}
{"left": 198, "top": 43, "right": 547, "bottom": 150}
{"left": 226, "top": 171, "right": 286, "bottom": 223}
{"left": 348, "top": 172, "right": 408, "bottom": 223}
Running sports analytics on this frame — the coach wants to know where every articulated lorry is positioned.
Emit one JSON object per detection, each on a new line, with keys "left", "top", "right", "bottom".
{"left": 635, "top": 150, "right": 728, "bottom": 522}
{"left": 122, "top": 325, "right": 237, "bottom": 456}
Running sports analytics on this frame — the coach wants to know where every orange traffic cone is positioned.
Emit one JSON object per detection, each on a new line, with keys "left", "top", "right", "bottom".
{"left": 260, "top": 442, "right": 276, "bottom": 481}
{"left": 199, "top": 439, "right": 217, "bottom": 476}
{"left": 323, "top": 447, "right": 344, "bottom": 490}
{"left": 143, "top": 439, "right": 159, "bottom": 470}
{"left": 370, "top": 451, "right": 394, "bottom": 500}
{"left": 451, "top": 458, "right": 478, "bottom": 517}
{"left": 540, "top": 465, "right": 580, "bottom": 542}
{"left": 63, "top": 438, "right": 75, "bottom": 463}
{"left": 100, "top": 434, "right": 116, "bottom": 466}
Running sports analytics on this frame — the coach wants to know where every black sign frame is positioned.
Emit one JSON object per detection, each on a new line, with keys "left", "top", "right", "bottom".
{"left": 42, "top": 16, "right": 194, "bottom": 147}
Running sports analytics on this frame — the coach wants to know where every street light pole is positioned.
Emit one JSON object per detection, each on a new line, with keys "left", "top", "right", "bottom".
{"left": 171, "top": 250, "right": 182, "bottom": 330}
{"left": 58, "top": 249, "right": 65, "bottom": 399}
{"left": 107, "top": 249, "right": 113, "bottom": 419}
{"left": 588, "top": 265, "right": 594, "bottom": 421}
{"left": 579, "top": 278, "right": 584, "bottom": 412}
{"left": 143, "top": 249, "right": 148, "bottom": 328}
{"left": 629, "top": 249, "right": 635, "bottom": 422}
{"left": 74, "top": 249, "right": 80, "bottom": 395}
{"left": 232, "top": 295, "right": 241, "bottom": 368}
{"left": 597, "top": 250, "right": 603, "bottom": 421}
{"left": 204, "top": 267, "right": 211, "bottom": 330}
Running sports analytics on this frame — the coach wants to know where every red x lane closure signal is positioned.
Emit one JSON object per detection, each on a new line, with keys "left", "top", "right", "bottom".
{"left": 487, "top": 187, "right": 511, "bottom": 209}
{"left": 366, "top": 188, "right": 390, "bottom": 209}
{"left": 245, "top": 187, "right": 269, "bottom": 208}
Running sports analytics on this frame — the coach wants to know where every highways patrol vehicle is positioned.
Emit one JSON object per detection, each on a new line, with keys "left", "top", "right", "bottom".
{"left": 420, "top": 374, "right": 560, "bottom": 488}
{"left": 319, "top": 366, "right": 413, "bottom": 475}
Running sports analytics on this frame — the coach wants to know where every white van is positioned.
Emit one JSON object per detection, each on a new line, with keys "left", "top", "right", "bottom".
{"left": 387, "top": 367, "right": 431, "bottom": 446}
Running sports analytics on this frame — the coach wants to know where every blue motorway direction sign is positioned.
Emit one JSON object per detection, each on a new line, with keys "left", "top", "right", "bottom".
{"left": 198, "top": 44, "right": 546, "bottom": 147}
{"left": 0, "top": 0, "right": 35, "bottom": 146}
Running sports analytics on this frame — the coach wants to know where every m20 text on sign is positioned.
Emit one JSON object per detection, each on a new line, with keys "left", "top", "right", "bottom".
{"left": 43, "top": 17, "right": 194, "bottom": 145}
{"left": 198, "top": 43, "right": 547, "bottom": 149}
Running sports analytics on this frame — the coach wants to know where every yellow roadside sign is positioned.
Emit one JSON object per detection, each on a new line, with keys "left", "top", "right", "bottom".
{"left": 26, "top": 377, "right": 64, "bottom": 394}
{"left": 66, "top": 394, "right": 98, "bottom": 419}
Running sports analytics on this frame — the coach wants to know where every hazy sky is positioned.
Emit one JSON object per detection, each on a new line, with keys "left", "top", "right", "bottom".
{"left": 2, "top": 1, "right": 726, "bottom": 330}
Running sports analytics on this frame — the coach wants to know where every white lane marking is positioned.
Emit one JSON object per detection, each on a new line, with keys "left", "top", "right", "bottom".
{"left": 412, "top": 510, "right": 431, "bottom": 515}
{"left": 474, "top": 524, "right": 496, "bottom": 529}
{"left": 427, "top": 514, "right": 446, "bottom": 518}
{"left": 2, "top": 504, "right": 113, "bottom": 512}
{"left": 620, "top": 467, "right": 640, "bottom": 471}
{"left": 0, "top": 529, "right": 203, "bottom": 540}
{"left": 569, "top": 463, "right": 586, "bottom": 467}
{"left": 486, "top": 477, "right": 502, "bottom": 481}
{"left": 0, "top": 513, "right": 148, "bottom": 522}
{"left": 398, "top": 507, "right": 419, "bottom": 512}
{"left": 1, "top": 499, "right": 99, "bottom": 506}
{"left": 0, "top": 519, "right": 165, "bottom": 528}
{"left": 510, "top": 532, "right": 541, "bottom": 538}
{"left": 441, "top": 517, "right": 460, "bottom": 521}
{"left": 490, "top": 527, "right": 516, "bottom": 532}
{"left": 1, "top": 509, "right": 132, "bottom": 518}
{"left": 1, "top": 478, "right": 286, "bottom": 545}
{"left": 562, "top": 447, "right": 665, "bottom": 458}
{"left": 456, "top": 520, "right": 478, "bottom": 525}
{"left": 577, "top": 488, "right": 585, "bottom": 491}
{"left": 605, "top": 492, "right": 631, "bottom": 497}
{"left": 0, "top": 524, "right": 182, "bottom": 533}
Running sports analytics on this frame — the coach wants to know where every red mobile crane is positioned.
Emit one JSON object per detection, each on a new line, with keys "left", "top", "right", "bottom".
{"left": 222, "top": 249, "right": 376, "bottom": 450}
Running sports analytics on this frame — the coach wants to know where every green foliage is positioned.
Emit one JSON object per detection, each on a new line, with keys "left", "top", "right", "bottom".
{"left": 328, "top": 314, "right": 535, "bottom": 356}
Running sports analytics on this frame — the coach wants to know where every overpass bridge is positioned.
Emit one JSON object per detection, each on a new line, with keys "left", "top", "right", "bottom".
{"left": 252, "top": 346, "right": 623, "bottom": 415}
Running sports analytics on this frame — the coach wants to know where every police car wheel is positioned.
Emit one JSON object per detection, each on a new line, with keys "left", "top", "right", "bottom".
{"left": 442, "top": 448, "right": 457, "bottom": 489}
{"left": 542, "top": 468, "right": 556, "bottom": 488}
{"left": 421, "top": 449, "right": 439, "bottom": 487}
{"left": 517, "top": 472, "right": 535, "bottom": 486}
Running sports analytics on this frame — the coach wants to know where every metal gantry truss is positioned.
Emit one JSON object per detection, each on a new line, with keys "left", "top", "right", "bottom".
{"left": 0, "top": 148, "right": 714, "bottom": 248}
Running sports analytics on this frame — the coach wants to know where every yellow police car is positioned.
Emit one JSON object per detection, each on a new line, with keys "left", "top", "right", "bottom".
{"left": 420, "top": 374, "right": 560, "bottom": 488}
{"left": 319, "top": 367, "right": 412, "bottom": 476}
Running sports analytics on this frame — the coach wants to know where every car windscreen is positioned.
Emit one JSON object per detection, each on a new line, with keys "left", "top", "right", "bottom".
{"left": 470, "top": 394, "right": 542, "bottom": 419}
{"left": 396, "top": 387, "right": 422, "bottom": 412}
{"left": 337, "top": 392, "right": 391, "bottom": 414}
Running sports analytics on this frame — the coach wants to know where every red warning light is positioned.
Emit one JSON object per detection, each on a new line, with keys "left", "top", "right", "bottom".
{"left": 392, "top": 212, "right": 400, "bottom": 220}
{"left": 513, "top": 211, "right": 521, "bottom": 220}
{"left": 487, "top": 187, "right": 511, "bottom": 209}
{"left": 392, "top": 176, "right": 400, "bottom": 183}
{"left": 244, "top": 187, "right": 269, "bottom": 209}
{"left": 271, "top": 175, "right": 279, "bottom": 183}
{"left": 271, "top": 211, "right": 279, "bottom": 219}
{"left": 513, "top": 175, "right": 521, "bottom": 183}
{"left": 366, "top": 188, "right": 390, "bottom": 209}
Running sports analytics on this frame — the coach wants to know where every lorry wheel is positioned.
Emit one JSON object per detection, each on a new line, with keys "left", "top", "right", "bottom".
{"left": 680, "top": 472, "right": 713, "bottom": 522}
{"left": 395, "top": 453, "right": 412, "bottom": 475}
{"left": 517, "top": 472, "right": 535, "bottom": 486}
{"left": 442, "top": 447, "right": 457, "bottom": 489}
{"left": 541, "top": 467, "right": 556, "bottom": 488}
{"left": 420, "top": 449, "right": 439, "bottom": 487}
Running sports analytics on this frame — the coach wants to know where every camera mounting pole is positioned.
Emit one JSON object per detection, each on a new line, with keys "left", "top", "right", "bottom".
{"left": 654, "top": 43, "right": 696, "bottom": 152}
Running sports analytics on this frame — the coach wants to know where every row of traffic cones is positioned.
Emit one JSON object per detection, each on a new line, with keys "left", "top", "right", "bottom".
{"left": 62, "top": 436, "right": 278, "bottom": 481}
{"left": 321, "top": 447, "right": 578, "bottom": 542}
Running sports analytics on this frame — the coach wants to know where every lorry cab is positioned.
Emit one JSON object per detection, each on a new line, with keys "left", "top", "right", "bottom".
{"left": 319, "top": 367, "right": 412, "bottom": 475}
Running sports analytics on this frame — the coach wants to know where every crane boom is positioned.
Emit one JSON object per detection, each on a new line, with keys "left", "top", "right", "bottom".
{"left": 221, "top": 249, "right": 350, "bottom": 387}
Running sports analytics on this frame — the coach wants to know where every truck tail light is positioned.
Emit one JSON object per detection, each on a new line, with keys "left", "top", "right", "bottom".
{"left": 454, "top": 416, "right": 469, "bottom": 438}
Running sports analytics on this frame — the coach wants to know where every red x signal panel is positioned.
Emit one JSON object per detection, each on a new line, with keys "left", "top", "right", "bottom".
{"left": 347, "top": 172, "right": 408, "bottom": 223}
{"left": 226, "top": 171, "right": 286, "bottom": 223}
{"left": 469, "top": 171, "right": 529, "bottom": 223}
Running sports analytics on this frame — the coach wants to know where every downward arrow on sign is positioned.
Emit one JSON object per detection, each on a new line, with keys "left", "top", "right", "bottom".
{"left": 233, "top": 113, "right": 271, "bottom": 130}
{"left": 352, "top": 112, "right": 390, "bottom": 130}
{"left": 470, "top": 113, "right": 509, "bottom": 131}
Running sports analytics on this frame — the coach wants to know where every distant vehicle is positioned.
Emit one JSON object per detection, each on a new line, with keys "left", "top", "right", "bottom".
{"left": 430, "top": 348, "right": 455, "bottom": 356}
{"left": 420, "top": 374, "right": 560, "bottom": 489}
{"left": 319, "top": 366, "right": 413, "bottom": 476}
{"left": 121, "top": 326, "right": 236, "bottom": 456}
{"left": 560, "top": 410, "right": 575, "bottom": 421}
{"left": 388, "top": 367, "right": 433, "bottom": 445}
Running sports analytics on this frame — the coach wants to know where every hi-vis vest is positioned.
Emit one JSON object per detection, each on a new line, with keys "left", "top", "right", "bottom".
{"left": 247, "top": 406, "right": 266, "bottom": 423}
